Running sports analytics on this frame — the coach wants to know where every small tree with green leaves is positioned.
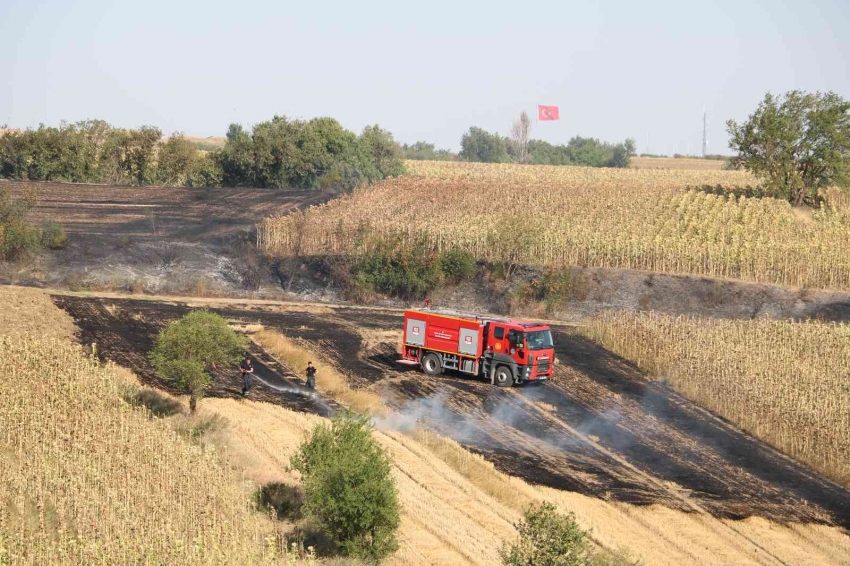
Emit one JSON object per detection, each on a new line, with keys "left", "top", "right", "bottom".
{"left": 291, "top": 411, "right": 399, "bottom": 563}
{"left": 727, "top": 90, "right": 850, "bottom": 206}
{"left": 0, "top": 186, "right": 44, "bottom": 260}
{"left": 149, "top": 310, "right": 248, "bottom": 411}
{"left": 501, "top": 502, "right": 592, "bottom": 566}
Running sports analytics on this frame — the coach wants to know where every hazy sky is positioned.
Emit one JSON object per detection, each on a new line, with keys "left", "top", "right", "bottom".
{"left": 1, "top": 0, "right": 848, "bottom": 155}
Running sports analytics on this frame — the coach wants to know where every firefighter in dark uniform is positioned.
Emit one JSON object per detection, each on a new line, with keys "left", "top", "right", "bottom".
{"left": 305, "top": 361, "right": 317, "bottom": 391}
{"left": 240, "top": 356, "right": 254, "bottom": 396}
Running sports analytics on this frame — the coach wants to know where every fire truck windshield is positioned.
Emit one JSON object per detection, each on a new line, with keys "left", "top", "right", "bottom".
{"left": 525, "top": 330, "right": 553, "bottom": 350}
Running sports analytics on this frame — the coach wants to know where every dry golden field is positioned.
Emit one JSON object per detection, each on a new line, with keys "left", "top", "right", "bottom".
{"left": 629, "top": 156, "right": 728, "bottom": 170}
{"left": 2, "top": 287, "right": 850, "bottom": 565}
{"left": 581, "top": 311, "right": 850, "bottom": 487}
{"left": 0, "top": 336, "right": 281, "bottom": 565}
{"left": 259, "top": 160, "right": 850, "bottom": 291}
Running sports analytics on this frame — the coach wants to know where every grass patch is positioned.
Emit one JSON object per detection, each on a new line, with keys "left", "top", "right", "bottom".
{"left": 255, "top": 329, "right": 385, "bottom": 416}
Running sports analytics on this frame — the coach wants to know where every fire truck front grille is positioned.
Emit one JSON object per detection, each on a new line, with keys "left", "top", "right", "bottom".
{"left": 537, "top": 359, "right": 550, "bottom": 374}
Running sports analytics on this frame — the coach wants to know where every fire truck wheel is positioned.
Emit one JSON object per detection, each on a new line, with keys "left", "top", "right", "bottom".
{"left": 494, "top": 366, "right": 513, "bottom": 388}
{"left": 421, "top": 352, "right": 442, "bottom": 376}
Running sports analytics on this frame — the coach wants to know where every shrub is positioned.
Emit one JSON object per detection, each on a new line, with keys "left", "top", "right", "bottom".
{"left": 149, "top": 310, "right": 248, "bottom": 411}
{"left": 40, "top": 220, "right": 67, "bottom": 249}
{"left": 500, "top": 502, "right": 592, "bottom": 566}
{"left": 514, "top": 268, "right": 589, "bottom": 314}
{"left": 255, "top": 482, "right": 303, "bottom": 520}
{"left": 291, "top": 411, "right": 399, "bottom": 563}
{"left": 0, "top": 186, "right": 43, "bottom": 260}
{"left": 439, "top": 248, "right": 477, "bottom": 283}
{"left": 352, "top": 237, "right": 442, "bottom": 300}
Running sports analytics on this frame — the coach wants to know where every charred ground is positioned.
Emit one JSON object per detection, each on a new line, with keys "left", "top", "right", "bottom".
{"left": 54, "top": 294, "right": 850, "bottom": 531}
{"left": 1, "top": 180, "right": 328, "bottom": 294}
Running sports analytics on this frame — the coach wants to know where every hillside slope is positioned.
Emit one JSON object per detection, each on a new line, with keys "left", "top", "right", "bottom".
{"left": 20, "top": 286, "right": 849, "bottom": 565}
{"left": 201, "top": 394, "right": 850, "bottom": 566}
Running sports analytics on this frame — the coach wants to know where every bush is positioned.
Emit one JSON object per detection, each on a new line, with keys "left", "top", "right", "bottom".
{"left": 0, "top": 186, "right": 43, "bottom": 260}
{"left": 40, "top": 221, "right": 67, "bottom": 249}
{"left": 501, "top": 502, "right": 592, "bottom": 566}
{"left": 515, "top": 268, "right": 589, "bottom": 313}
{"left": 352, "top": 237, "right": 442, "bottom": 300}
{"left": 255, "top": 482, "right": 303, "bottom": 520}
{"left": 149, "top": 310, "right": 248, "bottom": 411}
{"left": 440, "top": 248, "right": 477, "bottom": 283}
{"left": 291, "top": 411, "right": 399, "bottom": 563}
{"left": 501, "top": 502, "right": 639, "bottom": 566}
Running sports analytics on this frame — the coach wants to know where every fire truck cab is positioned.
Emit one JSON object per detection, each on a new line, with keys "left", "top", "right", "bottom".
{"left": 400, "top": 308, "right": 555, "bottom": 387}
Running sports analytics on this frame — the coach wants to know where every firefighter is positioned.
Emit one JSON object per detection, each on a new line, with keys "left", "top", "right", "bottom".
{"left": 240, "top": 356, "right": 254, "bottom": 396}
{"left": 305, "top": 361, "right": 317, "bottom": 390}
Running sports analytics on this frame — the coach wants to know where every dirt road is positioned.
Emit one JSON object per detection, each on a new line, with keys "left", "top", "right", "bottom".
{"left": 53, "top": 294, "right": 850, "bottom": 532}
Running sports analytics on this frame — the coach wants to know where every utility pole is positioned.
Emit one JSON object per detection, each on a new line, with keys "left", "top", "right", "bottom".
{"left": 702, "top": 108, "right": 708, "bottom": 157}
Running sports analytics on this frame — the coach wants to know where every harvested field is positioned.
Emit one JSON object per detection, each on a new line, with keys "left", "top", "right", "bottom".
{"left": 630, "top": 156, "right": 728, "bottom": 170}
{"left": 53, "top": 294, "right": 850, "bottom": 535}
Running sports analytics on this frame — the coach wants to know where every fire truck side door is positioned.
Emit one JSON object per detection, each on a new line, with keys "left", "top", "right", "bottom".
{"left": 489, "top": 324, "right": 506, "bottom": 353}
{"left": 507, "top": 329, "right": 525, "bottom": 360}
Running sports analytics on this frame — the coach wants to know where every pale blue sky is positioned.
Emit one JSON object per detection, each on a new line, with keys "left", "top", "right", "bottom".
{"left": 1, "top": 0, "right": 848, "bottom": 154}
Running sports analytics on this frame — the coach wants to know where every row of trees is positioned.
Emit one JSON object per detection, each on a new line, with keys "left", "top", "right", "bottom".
{"left": 401, "top": 112, "right": 636, "bottom": 168}
{"left": 458, "top": 124, "right": 636, "bottom": 168}
{"left": 0, "top": 117, "right": 405, "bottom": 189}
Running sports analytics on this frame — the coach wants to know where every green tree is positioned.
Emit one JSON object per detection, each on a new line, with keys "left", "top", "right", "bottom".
{"left": 460, "top": 127, "right": 511, "bottom": 163}
{"left": 439, "top": 247, "right": 477, "bottom": 283}
{"left": 220, "top": 123, "right": 257, "bottom": 187}
{"left": 186, "top": 151, "right": 224, "bottom": 187}
{"left": 501, "top": 502, "right": 592, "bottom": 566}
{"left": 157, "top": 133, "right": 199, "bottom": 186}
{"left": 149, "top": 310, "right": 248, "bottom": 411}
{"left": 291, "top": 411, "right": 399, "bottom": 563}
{"left": 399, "top": 141, "right": 457, "bottom": 161}
{"left": 124, "top": 126, "right": 162, "bottom": 185}
{"left": 608, "top": 144, "right": 629, "bottom": 168}
{"left": 566, "top": 137, "right": 610, "bottom": 167}
{"left": 359, "top": 125, "right": 405, "bottom": 178}
{"left": 727, "top": 91, "right": 850, "bottom": 206}
{"left": 352, "top": 237, "right": 443, "bottom": 300}
{"left": 528, "top": 139, "right": 572, "bottom": 165}
{"left": 0, "top": 186, "right": 42, "bottom": 260}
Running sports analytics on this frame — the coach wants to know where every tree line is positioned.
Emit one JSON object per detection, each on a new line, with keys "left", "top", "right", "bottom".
{"left": 0, "top": 117, "right": 405, "bottom": 189}
{"left": 401, "top": 115, "right": 637, "bottom": 168}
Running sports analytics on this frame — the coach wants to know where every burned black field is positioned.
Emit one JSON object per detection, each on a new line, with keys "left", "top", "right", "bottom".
{"left": 54, "top": 294, "right": 850, "bottom": 530}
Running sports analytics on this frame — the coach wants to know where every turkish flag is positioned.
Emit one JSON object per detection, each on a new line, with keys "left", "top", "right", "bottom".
{"left": 538, "top": 105, "right": 560, "bottom": 121}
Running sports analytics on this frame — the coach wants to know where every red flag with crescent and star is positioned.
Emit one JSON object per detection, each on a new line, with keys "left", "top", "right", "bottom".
{"left": 537, "top": 105, "right": 559, "bottom": 121}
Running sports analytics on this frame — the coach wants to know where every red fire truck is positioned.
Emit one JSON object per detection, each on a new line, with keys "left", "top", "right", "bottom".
{"left": 399, "top": 308, "right": 555, "bottom": 387}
